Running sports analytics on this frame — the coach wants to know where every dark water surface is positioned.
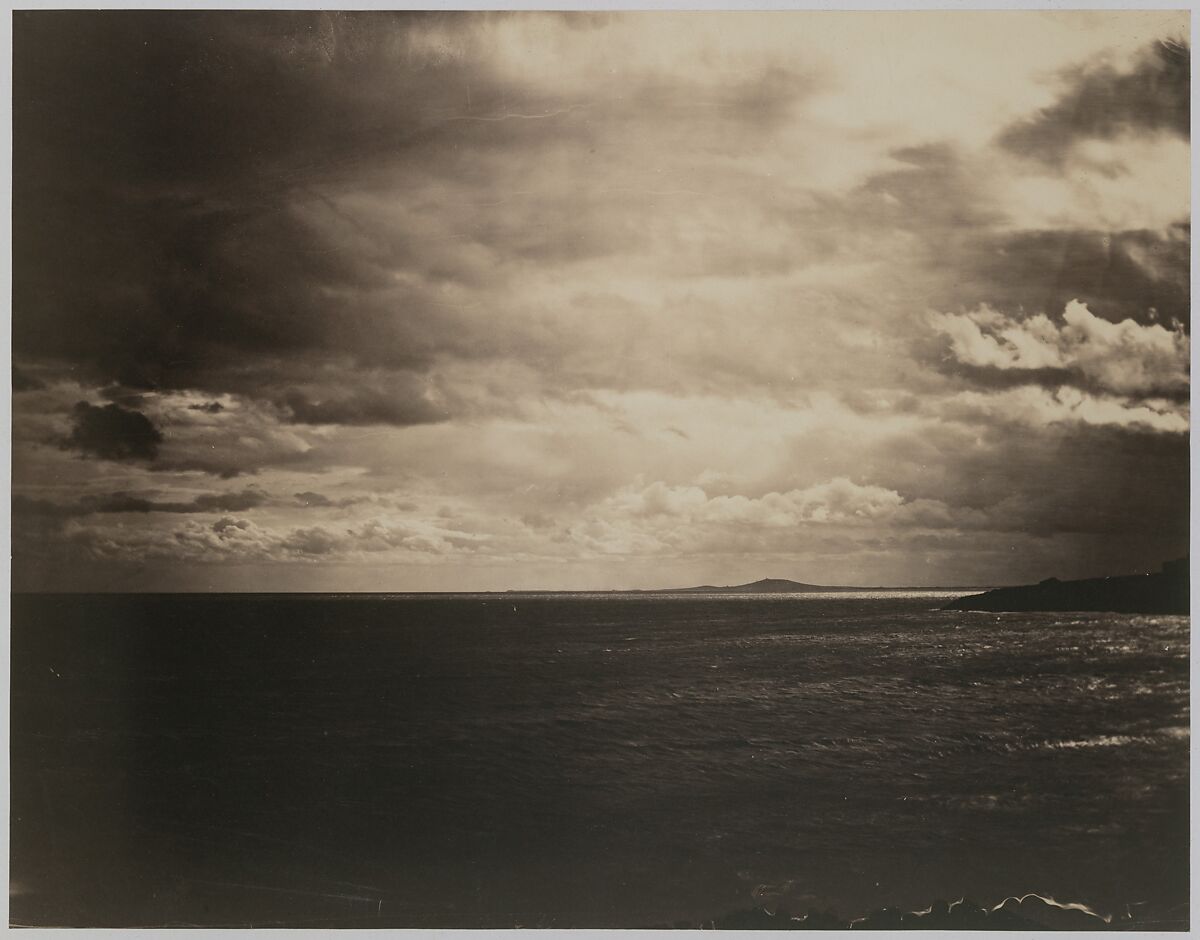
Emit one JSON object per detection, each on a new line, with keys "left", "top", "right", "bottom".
{"left": 10, "top": 592, "right": 1189, "bottom": 927}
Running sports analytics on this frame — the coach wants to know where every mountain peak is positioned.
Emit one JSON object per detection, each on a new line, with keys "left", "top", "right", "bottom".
{"left": 667, "top": 577, "right": 830, "bottom": 594}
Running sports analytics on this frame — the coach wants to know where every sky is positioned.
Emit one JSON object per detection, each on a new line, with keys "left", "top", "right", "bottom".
{"left": 10, "top": 10, "right": 1191, "bottom": 592}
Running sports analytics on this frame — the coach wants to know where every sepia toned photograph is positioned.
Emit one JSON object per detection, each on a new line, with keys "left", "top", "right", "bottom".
{"left": 9, "top": 8, "right": 1191, "bottom": 930}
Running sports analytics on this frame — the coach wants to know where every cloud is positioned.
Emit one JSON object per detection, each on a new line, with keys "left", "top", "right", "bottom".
{"left": 929, "top": 299, "right": 1189, "bottom": 397}
{"left": 31, "top": 508, "right": 478, "bottom": 565}
{"left": 938, "top": 385, "right": 1188, "bottom": 435}
{"left": 9, "top": 12, "right": 1192, "bottom": 591}
{"left": 281, "top": 387, "right": 449, "bottom": 427}
{"left": 925, "top": 225, "right": 1189, "bottom": 330}
{"left": 280, "top": 526, "right": 344, "bottom": 556}
{"left": 174, "top": 517, "right": 277, "bottom": 558}
{"left": 146, "top": 391, "right": 319, "bottom": 478}
{"left": 981, "top": 41, "right": 1191, "bottom": 233}
{"left": 73, "top": 516, "right": 344, "bottom": 563}
{"left": 296, "top": 491, "right": 342, "bottom": 508}
{"left": 12, "top": 494, "right": 75, "bottom": 518}
{"left": 13, "top": 367, "right": 44, "bottom": 392}
{"left": 12, "top": 17, "right": 1189, "bottom": 430}
{"left": 611, "top": 478, "right": 917, "bottom": 526}
{"left": 65, "top": 401, "right": 163, "bottom": 461}
{"left": 103, "top": 489, "right": 268, "bottom": 514}
{"left": 293, "top": 490, "right": 371, "bottom": 510}
{"left": 998, "top": 134, "right": 1188, "bottom": 232}
{"left": 858, "top": 143, "right": 1003, "bottom": 232}
{"left": 13, "top": 13, "right": 494, "bottom": 408}
{"left": 345, "top": 519, "right": 471, "bottom": 555}
{"left": 13, "top": 488, "right": 268, "bottom": 517}
{"left": 998, "top": 40, "right": 1189, "bottom": 167}
{"left": 566, "top": 477, "right": 977, "bottom": 557}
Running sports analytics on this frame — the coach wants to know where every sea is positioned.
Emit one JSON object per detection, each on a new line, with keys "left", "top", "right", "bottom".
{"left": 9, "top": 591, "right": 1190, "bottom": 929}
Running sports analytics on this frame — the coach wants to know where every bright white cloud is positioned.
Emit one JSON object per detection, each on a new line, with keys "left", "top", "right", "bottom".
{"left": 930, "top": 299, "right": 1189, "bottom": 396}
{"left": 943, "top": 385, "right": 1188, "bottom": 434}
{"left": 570, "top": 476, "right": 974, "bottom": 555}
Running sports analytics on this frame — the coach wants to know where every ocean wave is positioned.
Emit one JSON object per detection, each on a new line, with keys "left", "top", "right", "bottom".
{"left": 1041, "top": 726, "right": 1189, "bottom": 750}
{"left": 695, "top": 890, "right": 1185, "bottom": 931}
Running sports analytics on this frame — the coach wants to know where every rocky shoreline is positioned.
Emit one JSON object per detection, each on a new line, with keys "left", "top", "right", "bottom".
{"left": 945, "top": 559, "right": 1188, "bottom": 615}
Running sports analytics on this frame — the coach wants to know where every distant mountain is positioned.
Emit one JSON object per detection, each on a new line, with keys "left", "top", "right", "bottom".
{"left": 663, "top": 577, "right": 879, "bottom": 594}
{"left": 944, "top": 558, "right": 1188, "bottom": 614}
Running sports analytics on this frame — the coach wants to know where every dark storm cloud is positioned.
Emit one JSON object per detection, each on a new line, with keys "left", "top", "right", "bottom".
{"left": 294, "top": 491, "right": 362, "bottom": 509}
{"left": 984, "top": 424, "right": 1187, "bottom": 544}
{"left": 939, "top": 361, "right": 1187, "bottom": 404}
{"left": 13, "top": 488, "right": 268, "bottom": 517}
{"left": 11, "top": 11, "right": 509, "bottom": 407}
{"left": 12, "top": 495, "right": 75, "bottom": 518}
{"left": 98, "top": 386, "right": 152, "bottom": 409}
{"left": 930, "top": 226, "right": 1190, "bottom": 329}
{"left": 763, "top": 142, "right": 996, "bottom": 269}
{"left": 12, "top": 11, "right": 829, "bottom": 419}
{"left": 855, "top": 420, "right": 1188, "bottom": 557}
{"left": 280, "top": 388, "right": 449, "bottom": 427}
{"left": 922, "top": 360, "right": 1075, "bottom": 394}
{"left": 116, "top": 489, "right": 268, "bottom": 514}
{"left": 859, "top": 143, "right": 1004, "bottom": 231}
{"left": 16, "top": 194, "right": 435, "bottom": 397}
{"left": 12, "top": 368, "right": 44, "bottom": 392}
{"left": 65, "top": 402, "right": 163, "bottom": 462}
{"left": 13, "top": 11, "right": 481, "bottom": 192}
{"left": 837, "top": 140, "right": 1189, "bottom": 329}
{"left": 998, "top": 40, "right": 1189, "bottom": 165}
{"left": 189, "top": 401, "right": 224, "bottom": 414}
